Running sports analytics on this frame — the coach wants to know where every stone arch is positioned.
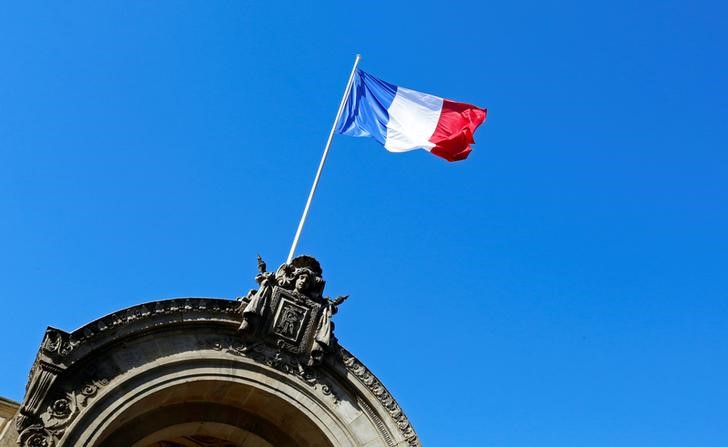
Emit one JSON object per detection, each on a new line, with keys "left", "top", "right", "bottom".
{"left": 66, "top": 358, "right": 346, "bottom": 446}
{"left": 14, "top": 298, "right": 421, "bottom": 447}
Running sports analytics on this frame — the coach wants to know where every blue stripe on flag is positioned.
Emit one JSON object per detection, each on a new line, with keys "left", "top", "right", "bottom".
{"left": 336, "top": 69, "right": 397, "bottom": 145}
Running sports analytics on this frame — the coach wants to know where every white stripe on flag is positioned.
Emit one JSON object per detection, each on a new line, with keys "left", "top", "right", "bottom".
{"left": 384, "top": 87, "right": 443, "bottom": 153}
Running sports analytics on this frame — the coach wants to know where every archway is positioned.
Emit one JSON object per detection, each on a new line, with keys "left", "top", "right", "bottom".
{"left": 92, "top": 378, "right": 334, "bottom": 447}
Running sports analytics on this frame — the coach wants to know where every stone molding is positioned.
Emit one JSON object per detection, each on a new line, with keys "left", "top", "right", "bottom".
{"left": 338, "top": 348, "right": 420, "bottom": 447}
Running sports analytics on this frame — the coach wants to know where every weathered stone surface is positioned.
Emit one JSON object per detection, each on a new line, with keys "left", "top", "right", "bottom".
{"left": 0, "top": 397, "right": 20, "bottom": 447}
{"left": 12, "top": 257, "right": 421, "bottom": 447}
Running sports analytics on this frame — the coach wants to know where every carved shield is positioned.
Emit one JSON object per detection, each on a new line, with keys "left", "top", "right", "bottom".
{"left": 262, "top": 286, "right": 323, "bottom": 354}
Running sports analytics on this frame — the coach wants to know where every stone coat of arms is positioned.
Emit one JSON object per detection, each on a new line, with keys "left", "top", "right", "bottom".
{"left": 237, "top": 255, "right": 347, "bottom": 366}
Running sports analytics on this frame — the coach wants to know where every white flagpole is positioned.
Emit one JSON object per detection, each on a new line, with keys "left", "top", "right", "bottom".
{"left": 286, "top": 54, "right": 362, "bottom": 264}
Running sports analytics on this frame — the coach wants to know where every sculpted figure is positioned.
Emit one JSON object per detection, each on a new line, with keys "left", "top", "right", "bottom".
{"left": 238, "top": 255, "right": 274, "bottom": 334}
{"left": 238, "top": 254, "right": 347, "bottom": 366}
{"left": 239, "top": 255, "right": 324, "bottom": 334}
{"left": 275, "top": 255, "right": 325, "bottom": 300}
{"left": 309, "top": 295, "right": 347, "bottom": 365}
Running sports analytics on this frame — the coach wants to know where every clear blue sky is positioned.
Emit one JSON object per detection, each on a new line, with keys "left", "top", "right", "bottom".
{"left": 1, "top": 2, "right": 726, "bottom": 446}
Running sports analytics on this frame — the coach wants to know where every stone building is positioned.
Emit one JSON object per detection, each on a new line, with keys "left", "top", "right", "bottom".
{"left": 0, "top": 256, "right": 420, "bottom": 446}
{"left": 0, "top": 397, "right": 20, "bottom": 447}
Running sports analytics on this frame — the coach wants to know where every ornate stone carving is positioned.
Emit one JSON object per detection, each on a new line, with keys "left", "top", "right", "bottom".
{"left": 66, "top": 298, "right": 238, "bottom": 348}
{"left": 40, "top": 329, "right": 73, "bottom": 362}
{"left": 211, "top": 337, "right": 339, "bottom": 402}
{"left": 237, "top": 255, "right": 347, "bottom": 367}
{"left": 16, "top": 376, "right": 108, "bottom": 447}
{"left": 339, "top": 349, "right": 422, "bottom": 447}
{"left": 76, "top": 378, "right": 109, "bottom": 407}
{"left": 47, "top": 398, "right": 72, "bottom": 421}
{"left": 17, "top": 424, "right": 55, "bottom": 447}
{"left": 17, "top": 366, "right": 63, "bottom": 434}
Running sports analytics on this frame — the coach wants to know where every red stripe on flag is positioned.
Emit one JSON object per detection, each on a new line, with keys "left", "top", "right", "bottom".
{"left": 428, "top": 100, "right": 487, "bottom": 162}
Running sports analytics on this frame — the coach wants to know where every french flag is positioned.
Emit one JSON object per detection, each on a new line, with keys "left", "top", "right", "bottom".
{"left": 336, "top": 70, "right": 487, "bottom": 162}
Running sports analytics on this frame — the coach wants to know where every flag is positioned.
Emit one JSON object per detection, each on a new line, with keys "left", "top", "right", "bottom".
{"left": 336, "top": 69, "right": 487, "bottom": 162}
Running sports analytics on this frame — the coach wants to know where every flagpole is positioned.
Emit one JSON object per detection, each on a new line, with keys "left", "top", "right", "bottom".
{"left": 286, "top": 54, "right": 362, "bottom": 264}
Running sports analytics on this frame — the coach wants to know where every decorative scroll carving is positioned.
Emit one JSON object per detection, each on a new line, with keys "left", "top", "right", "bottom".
{"left": 340, "top": 348, "right": 422, "bottom": 447}
{"left": 237, "top": 255, "right": 347, "bottom": 367}
{"left": 40, "top": 329, "right": 73, "bottom": 362}
{"left": 17, "top": 377, "right": 108, "bottom": 447}
{"left": 211, "top": 338, "right": 339, "bottom": 403}
{"left": 76, "top": 378, "right": 109, "bottom": 407}
{"left": 17, "top": 424, "right": 55, "bottom": 447}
